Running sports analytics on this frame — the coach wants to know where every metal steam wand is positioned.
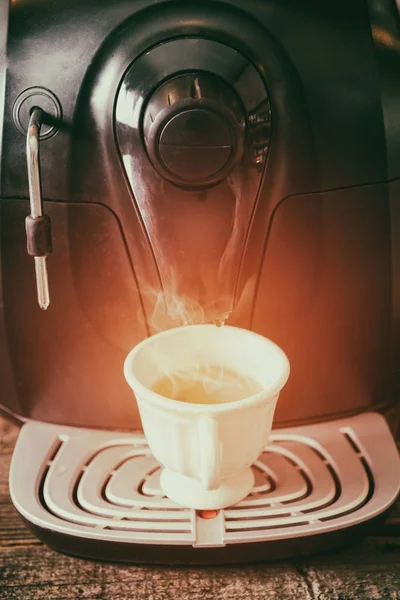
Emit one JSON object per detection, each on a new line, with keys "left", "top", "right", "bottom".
{"left": 25, "top": 107, "right": 52, "bottom": 310}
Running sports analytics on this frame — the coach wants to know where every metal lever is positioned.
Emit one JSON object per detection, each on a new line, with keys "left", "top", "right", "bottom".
{"left": 26, "top": 107, "right": 52, "bottom": 310}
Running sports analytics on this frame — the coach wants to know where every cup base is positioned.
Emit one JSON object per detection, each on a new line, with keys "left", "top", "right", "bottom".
{"left": 159, "top": 466, "right": 255, "bottom": 510}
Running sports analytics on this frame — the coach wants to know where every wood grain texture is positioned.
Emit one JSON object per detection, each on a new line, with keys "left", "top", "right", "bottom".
{"left": 0, "top": 415, "right": 399, "bottom": 600}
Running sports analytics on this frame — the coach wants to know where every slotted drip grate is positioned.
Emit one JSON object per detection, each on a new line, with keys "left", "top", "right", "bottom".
{"left": 9, "top": 412, "right": 400, "bottom": 548}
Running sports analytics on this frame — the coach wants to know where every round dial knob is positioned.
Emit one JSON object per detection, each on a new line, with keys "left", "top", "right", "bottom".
{"left": 142, "top": 72, "right": 246, "bottom": 189}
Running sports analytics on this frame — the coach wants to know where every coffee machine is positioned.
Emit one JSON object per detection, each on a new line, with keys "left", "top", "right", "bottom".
{"left": 1, "top": 0, "right": 400, "bottom": 563}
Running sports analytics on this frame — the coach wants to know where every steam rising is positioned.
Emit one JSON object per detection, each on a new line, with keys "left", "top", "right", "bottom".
{"left": 152, "top": 363, "right": 261, "bottom": 405}
{"left": 137, "top": 283, "right": 260, "bottom": 404}
{"left": 149, "top": 288, "right": 231, "bottom": 332}
{"left": 141, "top": 281, "right": 262, "bottom": 404}
{"left": 151, "top": 289, "right": 206, "bottom": 330}
{"left": 135, "top": 173, "right": 252, "bottom": 400}
{"left": 139, "top": 263, "right": 231, "bottom": 333}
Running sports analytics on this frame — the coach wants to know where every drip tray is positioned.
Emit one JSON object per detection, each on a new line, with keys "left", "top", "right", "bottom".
{"left": 9, "top": 412, "right": 400, "bottom": 551}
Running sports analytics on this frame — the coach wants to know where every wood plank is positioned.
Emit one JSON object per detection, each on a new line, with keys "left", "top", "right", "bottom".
{"left": 0, "top": 546, "right": 313, "bottom": 600}
{"left": 0, "top": 540, "right": 399, "bottom": 600}
{"left": 0, "top": 415, "right": 399, "bottom": 600}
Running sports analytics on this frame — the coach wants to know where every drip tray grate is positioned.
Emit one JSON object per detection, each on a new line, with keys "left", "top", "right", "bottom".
{"left": 9, "top": 412, "right": 400, "bottom": 548}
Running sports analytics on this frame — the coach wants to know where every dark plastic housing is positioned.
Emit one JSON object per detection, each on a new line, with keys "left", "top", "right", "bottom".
{"left": 0, "top": 0, "right": 399, "bottom": 436}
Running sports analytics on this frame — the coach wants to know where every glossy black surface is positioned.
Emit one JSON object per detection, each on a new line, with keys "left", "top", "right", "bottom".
{"left": 115, "top": 37, "right": 271, "bottom": 327}
{"left": 0, "top": 0, "right": 389, "bottom": 200}
{"left": 142, "top": 71, "right": 247, "bottom": 188}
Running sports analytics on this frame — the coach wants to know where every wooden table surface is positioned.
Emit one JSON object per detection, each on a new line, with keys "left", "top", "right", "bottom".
{"left": 1, "top": 415, "right": 399, "bottom": 600}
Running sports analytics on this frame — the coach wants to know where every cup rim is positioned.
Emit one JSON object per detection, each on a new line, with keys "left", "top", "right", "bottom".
{"left": 123, "top": 324, "right": 290, "bottom": 414}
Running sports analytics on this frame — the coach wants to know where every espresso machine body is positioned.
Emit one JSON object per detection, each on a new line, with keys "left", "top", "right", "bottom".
{"left": 0, "top": 0, "right": 399, "bottom": 563}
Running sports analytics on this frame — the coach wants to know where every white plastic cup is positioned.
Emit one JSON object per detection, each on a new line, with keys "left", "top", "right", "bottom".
{"left": 124, "top": 324, "right": 290, "bottom": 510}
